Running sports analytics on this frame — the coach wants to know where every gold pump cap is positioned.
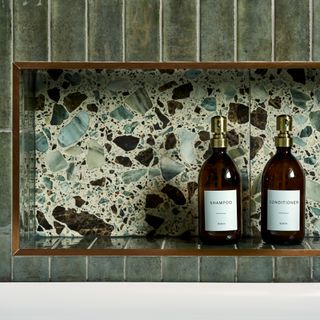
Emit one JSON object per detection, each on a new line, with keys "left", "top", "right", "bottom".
{"left": 275, "top": 114, "right": 293, "bottom": 147}
{"left": 211, "top": 116, "right": 227, "bottom": 148}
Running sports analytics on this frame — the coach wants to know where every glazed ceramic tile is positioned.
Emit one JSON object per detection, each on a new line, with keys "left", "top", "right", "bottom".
{"left": 33, "top": 69, "right": 250, "bottom": 237}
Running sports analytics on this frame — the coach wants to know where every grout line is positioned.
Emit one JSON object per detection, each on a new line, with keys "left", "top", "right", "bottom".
{"left": 0, "top": 129, "right": 12, "bottom": 133}
{"left": 160, "top": 239, "right": 166, "bottom": 281}
{"left": 11, "top": 0, "right": 14, "bottom": 61}
{"left": 233, "top": 0, "right": 238, "bottom": 62}
{"left": 234, "top": 256, "right": 238, "bottom": 282}
{"left": 197, "top": 256, "right": 201, "bottom": 282}
{"left": 272, "top": 256, "right": 276, "bottom": 281}
{"left": 122, "top": 0, "right": 126, "bottom": 62}
{"left": 310, "top": 257, "right": 314, "bottom": 281}
{"left": 87, "top": 237, "right": 98, "bottom": 249}
{"left": 123, "top": 256, "right": 127, "bottom": 281}
{"left": 123, "top": 238, "right": 129, "bottom": 281}
{"left": 85, "top": 256, "right": 89, "bottom": 281}
{"left": 11, "top": 254, "right": 14, "bottom": 281}
{"left": 196, "top": 0, "right": 200, "bottom": 62}
{"left": 271, "top": 0, "right": 275, "bottom": 61}
{"left": 159, "top": 0, "right": 163, "bottom": 62}
{"left": 48, "top": 256, "right": 51, "bottom": 281}
{"left": 48, "top": 0, "right": 52, "bottom": 61}
{"left": 85, "top": 0, "right": 89, "bottom": 61}
{"left": 310, "top": 0, "right": 313, "bottom": 61}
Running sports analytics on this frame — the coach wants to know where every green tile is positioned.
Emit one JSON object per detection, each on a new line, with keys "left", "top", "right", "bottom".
{"left": 238, "top": 0, "right": 272, "bottom": 61}
{"left": 126, "top": 237, "right": 163, "bottom": 249}
{"left": 163, "top": 257, "right": 198, "bottom": 282}
{"left": 0, "top": 133, "right": 11, "bottom": 227}
{"left": 126, "top": 257, "right": 161, "bottom": 282}
{"left": 0, "top": 233, "right": 11, "bottom": 281}
{"left": 275, "top": 0, "right": 309, "bottom": 61}
{"left": 275, "top": 257, "right": 310, "bottom": 282}
{"left": 88, "top": 0, "right": 123, "bottom": 61}
{"left": 51, "top": 257, "right": 86, "bottom": 282}
{"left": 0, "top": 0, "right": 12, "bottom": 129}
{"left": 313, "top": 0, "right": 320, "bottom": 60}
{"left": 13, "top": 256, "right": 49, "bottom": 281}
{"left": 51, "top": 0, "right": 86, "bottom": 61}
{"left": 14, "top": 0, "right": 48, "bottom": 60}
{"left": 126, "top": 0, "right": 160, "bottom": 61}
{"left": 200, "top": 0, "right": 234, "bottom": 61}
{"left": 200, "top": 256, "right": 236, "bottom": 282}
{"left": 163, "top": 0, "right": 197, "bottom": 61}
{"left": 312, "top": 257, "right": 320, "bottom": 281}
{"left": 164, "top": 237, "right": 199, "bottom": 249}
{"left": 237, "top": 238, "right": 272, "bottom": 249}
{"left": 88, "top": 257, "right": 124, "bottom": 281}
{"left": 238, "top": 256, "right": 273, "bottom": 282}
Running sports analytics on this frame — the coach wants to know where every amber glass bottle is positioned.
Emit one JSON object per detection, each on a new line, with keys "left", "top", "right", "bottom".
{"left": 198, "top": 116, "right": 241, "bottom": 244}
{"left": 261, "top": 115, "right": 305, "bottom": 244}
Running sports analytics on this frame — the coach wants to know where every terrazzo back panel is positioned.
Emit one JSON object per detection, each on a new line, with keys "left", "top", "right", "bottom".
{"left": 30, "top": 68, "right": 320, "bottom": 238}
{"left": 250, "top": 69, "right": 320, "bottom": 237}
{"left": 33, "top": 69, "right": 250, "bottom": 237}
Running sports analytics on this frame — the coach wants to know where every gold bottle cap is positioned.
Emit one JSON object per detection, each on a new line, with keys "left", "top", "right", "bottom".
{"left": 275, "top": 114, "right": 293, "bottom": 147}
{"left": 211, "top": 116, "right": 227, "bottom": 148}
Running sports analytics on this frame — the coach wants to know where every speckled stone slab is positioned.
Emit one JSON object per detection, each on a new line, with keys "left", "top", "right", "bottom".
{"left": 250, "top": 69, "right": 320, "bottom": 237}
{"left": 33, "top": 69, "right": 250, "bottom": 237}
{"left": 30, "top": 68, "right": 320, "bottom": 238}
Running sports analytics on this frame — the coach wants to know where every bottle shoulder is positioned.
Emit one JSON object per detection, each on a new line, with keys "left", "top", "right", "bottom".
{"left": 263, "top": 152, "right": 303, "bottom": 171}
{"left": 262, "top": 150, "right": 305, "bottom": 184}
{"left": 199, "top": 150, "right": 241, "bottom": 185}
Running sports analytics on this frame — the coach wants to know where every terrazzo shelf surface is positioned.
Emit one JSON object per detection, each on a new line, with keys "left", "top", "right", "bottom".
{"left": 19, "top": 67, "right": 320, "bottom": 239}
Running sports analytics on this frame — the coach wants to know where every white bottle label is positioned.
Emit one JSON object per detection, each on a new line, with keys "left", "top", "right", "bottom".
{"left": 267, "top": 190, "right": 300, "bottom": 231}
{"left": 204, "top": 190, "right": 237, "bottom": 231}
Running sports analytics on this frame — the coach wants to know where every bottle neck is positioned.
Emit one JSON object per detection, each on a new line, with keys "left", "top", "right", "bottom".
{"left": 275, "top": 146, "right": 292, "bottom": 155}
{"left": 211, "top": 147, "right": 227, "bottom": 155}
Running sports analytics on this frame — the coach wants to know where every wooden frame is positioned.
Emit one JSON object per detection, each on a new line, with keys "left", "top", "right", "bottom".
{"left": 12, "top": 61, "right": 320, "bottom": 256}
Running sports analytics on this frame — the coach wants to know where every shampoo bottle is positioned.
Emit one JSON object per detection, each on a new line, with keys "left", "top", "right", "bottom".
{"left": 198, "top": 116, "right": 241, "bottom": 244}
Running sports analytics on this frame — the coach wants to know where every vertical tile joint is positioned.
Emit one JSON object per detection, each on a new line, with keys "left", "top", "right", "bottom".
{"left": 235, "top": 256, "right": 238, "bottom": 282}
{"left": 122, "top": 0, "right": 126, "bottom": 62}
{"left": 159, "top": 0, "right": 163, "bottom": 62}
{"left": 197, "top": 256, "right": 201, "bottom": 282}
{"left": 160, "top": 239, "right": 166, "bottom": 281}
{"left": 233, "top": 0, "right": 238, "bottom": 62}
{"left": 11, "top": 255, "right": 14, "bottom": 281}
{"left": 85, "top": 256, "right": 89, "bottom": 281}
{"left": 85, "top": 0, "right": 89, "bottom": 61}
{"left": 48, "top": 256, "right": 52, "bottom": 281}
{"left": 11, "top": 0, "right": 14, "bottom": 61}
{"left": 271, "top": 0, "right": 275, "bottom": 61}
{"left": 123, "top": 256, "right": 127, "bottom": 281}
{"left": 48, "top": 0, "right": 52, "bottom": 61}
{"left": 272, "top": 255, "right": 276, "bottom": 282}
{"left": 310, "top": 0, "right": 313, "bottom": 61}
{"left": 196, "top": 0, "right": 200, "bottom": 62}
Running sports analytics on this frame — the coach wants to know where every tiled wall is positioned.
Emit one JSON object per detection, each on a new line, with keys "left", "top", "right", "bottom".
{"left": 2, "top": 0, "right": 320, "bottom": 282}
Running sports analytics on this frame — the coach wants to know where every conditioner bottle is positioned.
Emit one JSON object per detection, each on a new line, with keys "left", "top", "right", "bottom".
{"left": 261, "top": 115, "right": 305, "bottom": 244}
{"left": 198, "top": 116, "right": 241, "bottom": 244}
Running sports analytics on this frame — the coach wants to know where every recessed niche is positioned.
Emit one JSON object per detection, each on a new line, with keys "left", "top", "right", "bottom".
{"left": 12, "top": 62, "right": 320, "bottom": 256}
